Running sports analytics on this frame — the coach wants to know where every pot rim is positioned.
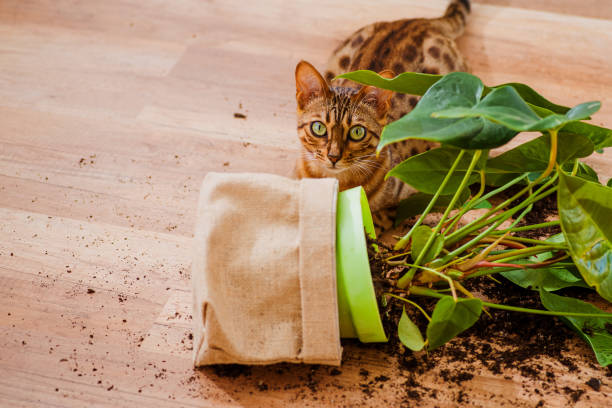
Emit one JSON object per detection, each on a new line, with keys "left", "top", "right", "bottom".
{"left": 336, "top": 186, "right": 388, "bottom": 343}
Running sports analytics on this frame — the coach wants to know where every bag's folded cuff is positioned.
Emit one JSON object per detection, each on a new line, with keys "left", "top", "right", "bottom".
{"left": 297, "top": 178, "right": 342, "bottom": 365}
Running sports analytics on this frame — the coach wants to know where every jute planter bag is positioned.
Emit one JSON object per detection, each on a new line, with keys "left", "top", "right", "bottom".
{"left": 192, "top": 172, "right": 342, "bottom": 366}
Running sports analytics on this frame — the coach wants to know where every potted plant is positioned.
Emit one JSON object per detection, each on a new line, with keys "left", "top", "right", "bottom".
{"left": 335, "top": 70, "right": 612, "bottom": 366}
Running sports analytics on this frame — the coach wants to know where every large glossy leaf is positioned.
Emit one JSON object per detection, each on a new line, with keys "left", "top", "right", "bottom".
{"left": 501, "top": 235, "right": 587, "bottom": 291}
{"left": 340, "top": 71, "right": 612, "bottom": 150}
{"left": 337, "top": 70, "right": 441, "bottom": 96}
{"left": 426, "top": 297, "right": 482, "bottom": 350}
{"left": 388, "top": 146, "right": 484, "bottom": 195}
{"left": 395, "top": 188, "right": 470, "bottom": 226}
{"left": 540, "top": 289, "right": 612, "bottom": 367}
{"left": 486, "top": 132, "right": 594, "bottom": 186}
{"left": 434, "top": 86, "right": 601, "bottom": 133}
{"left": 501, "top": 255, "right": 585, "bottom": 291}
{"left": 398, "top": 307, "right": 425, "bottom": 351}
{"left": 502, "top": 266, "right": 588, "bottom": 292}
{"left": 489, "top": 82, "right": 569, "bottom": 114}
{"left": 558, "top": 172, "right": 612, "bottom": 302}
{"left": 338, "top": 70, "right": 570, "bottom": 113}
{"left": 432, "top": 86, "right": 541, "bottom": 130}
{"left": 378, "top": 73, "right": 518, "bottom": 151}
{"left": 530, "top": 105, "right": 612, "bottom": 150}
{"left": 411, "top": 226, "right": 443, "bottom": 264}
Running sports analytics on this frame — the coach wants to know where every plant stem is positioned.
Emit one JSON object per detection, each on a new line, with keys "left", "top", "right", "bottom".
{"left": 571, "top": 159, "right": 580, "bottom": 176}
{"left": 476, "top": 236, "right": 527, "bottom": 249}
{"left": 473, "top": 254, "right": 569, "bottom": 271}
{"left": 445, "top": 129, "right": 559, "bottom": 245}
{"left": 493, "top": 221, "right": 560, "bottom": 234}
{"left": 394, "top": 150, "right": 466, "bottom": 250}
{"left": 539, "top": 129, "right": 559, "bottom": 182}
{"left": 485, "top": 235, "right": 565, "bottom": 247}
{"left": 385, "top": 293, "right": 431, "bottom": 321}
{"left": 434, "top": 185, "right": 554, "bottom": 268}
{"left": 462, "top": 262, "right": 574, "bottom": 279}
{"left": 398, "top": 150, "right": 482, "bottom": 286}
{"left": 385, "top": 251, "right": 411, "bottom": 262}
{"left": 443, "top": 168, "right": 487, "bottom": 233}
{"left": 444, "top": 177, "right": 558, "bottom": 248}
{"left": 398, "top": 263, "right": 458, "bottom": 300}
{"left": 409, "top": 286, "right": 612, "bottom": 318}
{"left": 486, "top": 246, "right": 562, "bottom": 264}
{"left": 456, "top": 230, "right": 512, "bottom": 271}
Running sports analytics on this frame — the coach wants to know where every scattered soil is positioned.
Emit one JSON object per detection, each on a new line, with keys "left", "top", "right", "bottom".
{"left": 361, "top": 188, "right": 610, "bottom": 405}
{"left": 586, "top": 377, "right": 601, "bottom": 391}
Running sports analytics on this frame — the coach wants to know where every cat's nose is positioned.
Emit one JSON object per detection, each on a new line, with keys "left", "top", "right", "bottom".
{"left": 328, "top": 153, "right": 341, "bottom": 165}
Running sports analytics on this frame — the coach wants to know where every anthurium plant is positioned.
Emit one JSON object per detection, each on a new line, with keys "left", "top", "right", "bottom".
{"left": 338, "top": 70, "right": 612, "bottom": 366}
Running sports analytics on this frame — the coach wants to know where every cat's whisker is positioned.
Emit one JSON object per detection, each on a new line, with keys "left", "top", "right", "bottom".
{"left": 351, "top": 161, "right": 373, "bottom": 179}
{"left": 357, "top": 159, "right": 383, "bottom": 171}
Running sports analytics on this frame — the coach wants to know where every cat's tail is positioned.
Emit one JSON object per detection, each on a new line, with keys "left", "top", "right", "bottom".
{"left": 436, "top": 0, "right": 470, "bottom": 39}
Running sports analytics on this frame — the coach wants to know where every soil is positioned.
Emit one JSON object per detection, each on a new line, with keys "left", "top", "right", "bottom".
{"left": 362, "top": 188, "right": 611, "bottom": 405}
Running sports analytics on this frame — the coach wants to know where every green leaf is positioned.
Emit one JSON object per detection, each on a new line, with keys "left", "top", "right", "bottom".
{"left": 562, "top": 161, "right": 601, "bottom": 184}
{"left": 337, "top": 70, "right": 441, "bottom": 96}
{"left": 388, "top": 147, "right": 483, "bottom": 195}
{"left": 566, "top": 101, "right": 602, "bottom": 121}
{"left": 379, "top": 73, "right": 518, "bottom": 151}
{"left": 410, "top": 226, "right": 443, "bottom": 264}
{"left": 433, "top": 86, "right": 541, "bottom": 130}
{"left": 398, "top": 307, "right": 425, "bottom": 351}
{"left": 501, "top": 234, "right": 587, "bottom": 291}
{"left": 472, "top": 199, "right": 492, "bottom": 209}
{"left": 608, "top": 178, "right": 612, "bottom": 187}
{"left": 558, "top": 172, "right": 612, "bottom": 302}
{"left": 395, "top": 189, "right": 470, "bottom": 226}
{"left": 501, "top": 265, "right": 588, "bottom": 292}
{"left": 338, "top": 71, "right": 570, "bottom": 114}
{"left": 340, "top": 69, "right": 610, "bottom": 151}
{"left": 434, "top": 86, "right": 601, "bottom": 133}
{"left": 426, "top": 297, "right": 482, "bottom": 350}
{"left": 489, "top": 82, "right": 569, "bottom": 114}
{"left": 539, "top": 289, "right": 612, "bottom": 367}
{"left": 530, "top": 105, "right": 612, "bottom": 150}
{"left": 485, "top": 132, "right": 594, "bottom": 186}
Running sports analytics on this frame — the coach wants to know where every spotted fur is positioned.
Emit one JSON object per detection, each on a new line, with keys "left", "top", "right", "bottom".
{"left": 295, "top": 0, "right": 470, "bottom": 225}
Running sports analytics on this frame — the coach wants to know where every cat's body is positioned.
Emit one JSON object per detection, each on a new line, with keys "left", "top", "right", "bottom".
{"left": 295, "top": 0, "right": 470, "bottom": 218}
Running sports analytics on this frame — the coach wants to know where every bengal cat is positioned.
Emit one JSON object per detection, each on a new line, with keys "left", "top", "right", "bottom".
{"left": 295, "top": 0, "right": 470, "bottom": 228}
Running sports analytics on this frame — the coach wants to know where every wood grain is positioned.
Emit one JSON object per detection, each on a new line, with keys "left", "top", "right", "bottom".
{"left": 1, "top": 1, "right": 611, "bottom": 407}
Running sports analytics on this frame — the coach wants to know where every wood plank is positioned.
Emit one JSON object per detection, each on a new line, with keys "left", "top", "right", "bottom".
{"left": 1, "top": 0, "right": 612, "bottom": 406}
{"left": 474, "top": 0, "right": 612, "bottom": 21}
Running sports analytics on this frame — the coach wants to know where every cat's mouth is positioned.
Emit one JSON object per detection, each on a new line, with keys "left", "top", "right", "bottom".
{"left": 324, "top": 165, "right": 345, "bottom": 174}
{"left": 318, "top": 160, "right": 347, "bottom": 174}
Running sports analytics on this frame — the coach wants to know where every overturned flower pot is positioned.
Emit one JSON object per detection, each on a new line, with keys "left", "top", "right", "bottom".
{"left": 191, "top": 172, "right": 386, "bottom": 367}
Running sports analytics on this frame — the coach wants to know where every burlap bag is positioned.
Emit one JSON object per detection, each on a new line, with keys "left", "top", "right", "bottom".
{"left": 192, "top": 172, "right": 342, "bottom": 366}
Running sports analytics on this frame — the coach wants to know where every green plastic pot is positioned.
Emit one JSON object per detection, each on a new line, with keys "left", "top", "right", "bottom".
{"left": 336, "top": 186, "right": 388, "bottom": 343}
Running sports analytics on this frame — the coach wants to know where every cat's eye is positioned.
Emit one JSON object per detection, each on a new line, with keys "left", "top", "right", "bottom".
{"left": 310, "top": 121, "right": 327, "bottom": 137}
{"left": 349, "top": 125, "right": 367, "bottom": 141}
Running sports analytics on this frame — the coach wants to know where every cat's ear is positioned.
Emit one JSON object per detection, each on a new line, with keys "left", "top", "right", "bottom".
{"left": 355, "top": 69, "right": 395, "bottom": 121}
{"left": 295, "top": 61, "right": 329, "bottom": 110}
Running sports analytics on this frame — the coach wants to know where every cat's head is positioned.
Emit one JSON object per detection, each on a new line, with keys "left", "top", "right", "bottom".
{"left": 295, "top": 60, "right": 393, "bottom": 177}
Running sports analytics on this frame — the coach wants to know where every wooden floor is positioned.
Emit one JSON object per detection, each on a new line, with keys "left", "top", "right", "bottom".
{"left": 1, "top": 1, "right": 611, "bottom": 407}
